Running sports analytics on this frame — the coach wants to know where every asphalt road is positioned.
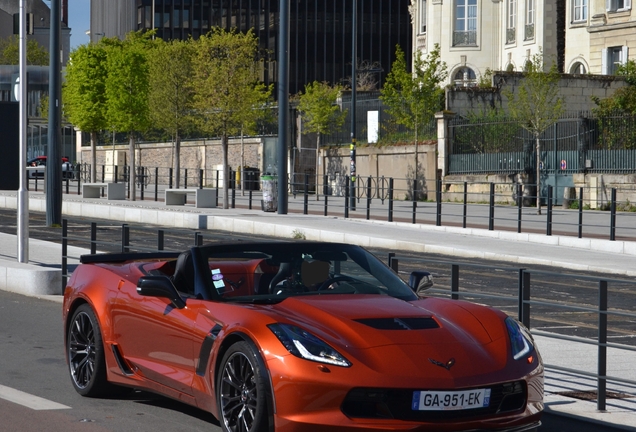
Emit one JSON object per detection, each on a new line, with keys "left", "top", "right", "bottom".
{"left": 0, "top": 208, "right": 633, "bottom": 431}
{"left": 0, "top": 289, "right": 625, "bottom": 432}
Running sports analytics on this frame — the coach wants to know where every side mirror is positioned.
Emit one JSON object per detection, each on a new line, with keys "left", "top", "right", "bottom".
{"left": 409, "top": 271, "right": 433, "bottom": 294}
{"left": 137, "top": 276, "right": 186, "bottom": 309}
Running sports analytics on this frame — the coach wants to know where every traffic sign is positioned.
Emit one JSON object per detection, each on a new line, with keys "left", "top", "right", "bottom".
{"left": 560, "top": 160, "right": 567, "bottom": 170}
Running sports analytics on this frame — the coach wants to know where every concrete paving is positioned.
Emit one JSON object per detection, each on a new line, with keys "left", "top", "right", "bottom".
{"left": 0, "top": 190, "right": 634, "bottom": 430}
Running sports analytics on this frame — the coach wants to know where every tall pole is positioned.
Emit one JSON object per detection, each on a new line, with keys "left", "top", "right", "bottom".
{"left": 349, "top": 0, "right": 357, "bottom": 210}
{"left": 277, "top": 0, "right": 289, "bottom": 214}
{"left": 46, "top": 0, "right": 62, "bottom": 226}
{"left": 17, "top": 0, "right": 28, "bottom": 263}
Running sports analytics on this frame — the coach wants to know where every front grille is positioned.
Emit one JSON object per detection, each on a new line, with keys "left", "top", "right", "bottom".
{"left": 342, "top": 381, "right": 527, "bottom": 421}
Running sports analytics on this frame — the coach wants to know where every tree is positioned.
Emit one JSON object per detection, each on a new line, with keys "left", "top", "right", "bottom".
{"left": 191, "top": 28, "right": 271, "bottom": 209}
{"left": 380, "top": 44, "right": 447, "bottom": 183}
{"left": 505, "top": 52, "right": 564, "bottom": 214}
{"left": 105, "top": 32, "right": 154, "bottom": 201}
{"left": 63, "top": 42, "right": 109, "bottom": 182}
{"left": 297, "top": 81, "right": 347, "bottom": 197}
{"left": 148, "top": 38, "right": 195, "bottom": 188}
{"left": 343, "top": 59, "right": 383, "bottom": 91}
{"left": 0, "top": 35, "right": 49, "bottom": 65}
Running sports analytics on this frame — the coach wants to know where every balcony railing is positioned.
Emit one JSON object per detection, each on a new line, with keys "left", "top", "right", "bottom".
{"left": 524, "top": 24, "right": 534, "bottom": 40}
{"left": 452, "top": 30, "right": 477, "bottom": 46}
{"left": 506, "top": 27, "right": 516, "bottom": 44}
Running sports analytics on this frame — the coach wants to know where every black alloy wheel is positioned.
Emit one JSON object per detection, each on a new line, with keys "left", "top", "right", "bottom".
{"left": 218, "top": 341, "right": 271, "bottom": 432}
{"left": 66, "top": 303, "right": 111, "bottom": 397}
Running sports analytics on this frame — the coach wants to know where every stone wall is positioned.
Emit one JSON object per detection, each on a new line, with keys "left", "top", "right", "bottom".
{"left": 446, "top": 72, "right": 628, "bottom": 116}
{"left": 320, "top": 143, "right": 438, "bottom": 199}
{"left": 80, "top": 137, "right": 264, "bottom": 174}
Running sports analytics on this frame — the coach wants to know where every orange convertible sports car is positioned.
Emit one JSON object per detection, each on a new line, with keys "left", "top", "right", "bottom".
{"left": 63, "top": 241, "right": 543, "bottom": 432}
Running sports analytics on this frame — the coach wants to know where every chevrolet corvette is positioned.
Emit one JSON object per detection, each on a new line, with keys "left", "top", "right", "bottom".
{"left": 63, "top": 241, "right": 543, "bottom": 431}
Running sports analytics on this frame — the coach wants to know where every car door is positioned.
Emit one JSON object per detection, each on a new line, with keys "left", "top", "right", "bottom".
{"left": 111, "top": 280, "right": 198, "bottom": 395}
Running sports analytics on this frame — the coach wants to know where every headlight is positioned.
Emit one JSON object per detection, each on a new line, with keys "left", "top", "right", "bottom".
{"left": 505, "top": 317, "right": 534, "bottom": 360}
{"left": 268, "top": 323, "right": 351, "bottom": 367}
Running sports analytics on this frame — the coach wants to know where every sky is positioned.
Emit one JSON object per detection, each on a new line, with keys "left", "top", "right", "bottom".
{"left": 67, "top": 0, "right": 91, "bottom": 49}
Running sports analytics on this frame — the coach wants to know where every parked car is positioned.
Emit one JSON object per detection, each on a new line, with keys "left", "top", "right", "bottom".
{"left": 63, "top": 241, "right": 543, "bottom": 432}
{"left": 27, "top": 156, "right": 74, "bottom": 179}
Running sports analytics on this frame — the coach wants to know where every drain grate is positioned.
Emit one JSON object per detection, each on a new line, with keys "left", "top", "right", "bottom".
{"left": 555, "top": 390, "right": 634, "bottom": 401}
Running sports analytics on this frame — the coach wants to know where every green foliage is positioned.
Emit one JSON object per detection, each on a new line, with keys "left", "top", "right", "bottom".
{"left": 0, "top": 35, "right": 49, "bottom": 65}
{"left": 104, "top": 32, "right": 154, "bottom": 135}
{"left": 191, "top": 28, "right": 271, "bottom": 138}
{"left": 191, "top": 28, "right": 272, "bottom": 208}
{"left": 478, "top": 68, "right": 494, "bottom": 88}
{"left": 63, "top": 42, "right": 109, "bottom": 133}
{"left": 505, "top": 52, "right": 564, "bottom": 137}
{"left": 617, "top": 59, "right": 636, "bottom": 86}
{"left": 456, "top": 109, "right": 520, "bottom": 153}
{"left": 147, "top": 38, "right": 196, "bottom": 187}
{"left": 297, "top": 81, "right": 347, "bottom": 136}
{"left": 148, "top": 38, "right": 195, "bottom": 137}
{"left": 291, "top": 229, "right": 306, "bottom": 240}
{"left": 380, "top": 44, "right": 447, "bottom": 140}
{"left": 504, "top": 51, "right": 564, "bottom": 214}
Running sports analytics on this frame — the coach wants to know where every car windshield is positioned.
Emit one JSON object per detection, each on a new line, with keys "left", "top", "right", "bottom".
{"left": 197, "top": 242, "right": 417, "bottom": 303}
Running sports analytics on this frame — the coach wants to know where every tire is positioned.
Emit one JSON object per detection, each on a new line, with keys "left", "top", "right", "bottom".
{"left": 217, "top": 341, "right": 273, "bottom": 432}
{"left": 66, "top": 303, "right": 114, "bottom": 397}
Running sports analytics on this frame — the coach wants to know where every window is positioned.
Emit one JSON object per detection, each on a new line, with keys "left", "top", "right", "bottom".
{"left": 454, "top": 67, "right": 477, "bottom": 86}
{"left": 525, "top": 0, "right": 534, "bottom": 39}
{"left": 602, "top": 46, "right": 628, "bottom": 75}
{"left": 507, "top": 0, "right": 516, "bottom": 43}
{"left": 573, "top": 0, "right": 588, "bottom": 21}
{"left": 420, "top": 0, "right": 427, "bottom": 34}
{"left": 453, "top": 0, "right": 477, "bottom": 46}
{"left": 570, "top": 62, "right": 586, "bottom": 74}
{"left": 606, "top": 0, "right": 631, "bottom": 11}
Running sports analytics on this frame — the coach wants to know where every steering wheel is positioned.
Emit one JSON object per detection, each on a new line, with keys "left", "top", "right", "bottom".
{"left": 317, "top": 275, "right": 356, "bottom": 291}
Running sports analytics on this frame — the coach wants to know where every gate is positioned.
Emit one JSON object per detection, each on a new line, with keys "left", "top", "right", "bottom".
{"left": 538, "top": 119, "right": 581, "bottom": 205}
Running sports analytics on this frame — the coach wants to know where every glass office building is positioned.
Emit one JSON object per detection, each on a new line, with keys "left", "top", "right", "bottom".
{"left": 131, "top": 0, "right": 412, "bottom": 95}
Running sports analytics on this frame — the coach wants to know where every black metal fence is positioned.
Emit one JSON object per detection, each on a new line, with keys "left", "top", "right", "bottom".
{"left": 449, "top": 112, "right": 636, "bottom": 175}
{"left": 50, "top": 167, "right": 636, "bottom": 242}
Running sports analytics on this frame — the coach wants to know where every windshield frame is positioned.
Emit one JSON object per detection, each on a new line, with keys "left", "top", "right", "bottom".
{"left": 192, "top": 241, "right": 417, "bottom": 303}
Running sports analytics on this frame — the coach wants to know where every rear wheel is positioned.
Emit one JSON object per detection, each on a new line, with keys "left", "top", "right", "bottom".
{"left": 217, "top": 341, "right": 272, "bottom": 432}
{"left": 66, "top": 303, "right": 115, "bottom": 397}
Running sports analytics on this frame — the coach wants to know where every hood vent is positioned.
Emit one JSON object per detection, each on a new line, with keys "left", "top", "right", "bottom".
{"left": 355, "top": 317, "right": 439, "bottom": 330}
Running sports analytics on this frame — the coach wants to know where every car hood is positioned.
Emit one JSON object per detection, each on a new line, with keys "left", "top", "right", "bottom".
{"left": 268, "top": 295, "right": 511, "bottom": 379}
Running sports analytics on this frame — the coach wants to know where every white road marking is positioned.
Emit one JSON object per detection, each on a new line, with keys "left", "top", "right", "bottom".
{"left": 0, "top": 384, "right": 70, "bottom": 410}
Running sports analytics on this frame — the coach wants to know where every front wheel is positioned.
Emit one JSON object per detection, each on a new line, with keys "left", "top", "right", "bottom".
{"left": 217, "top": 341, "right": 272, "bottom": 432}
{"left": 66, "top": 303, "right": 115, "bottom": 397}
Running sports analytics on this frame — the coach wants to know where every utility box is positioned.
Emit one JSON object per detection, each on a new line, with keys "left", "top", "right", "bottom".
{"left": 104, "top": 150, "right": 126, "bottom": 182}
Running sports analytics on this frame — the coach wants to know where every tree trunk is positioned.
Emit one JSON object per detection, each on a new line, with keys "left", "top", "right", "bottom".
{"left": 90, "top": 131, "right": 97, "bottom": 183}
{"left": 414, "top": 121, "right": 419, "bottom": 200}
{"left": 535, "top": 134, "right": 541, "bottom": 215}
{"left": 129, "top": 134, "right": 136, "bottom": 201}
{"left": 174, "top": 133, "right": 181, "bottom": 189}
{"left": 316, "top": 132, "right": 321, "bottom": 201}
{"left": 222, "top": 134, "right": 229, "bottom": 209}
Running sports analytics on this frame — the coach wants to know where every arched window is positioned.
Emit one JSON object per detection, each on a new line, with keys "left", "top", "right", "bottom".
{"left": 454, "top": 67, "right": 477, "bottom": 86}
{"left": 570, "top": 62, "right": 586, "bottom": 74}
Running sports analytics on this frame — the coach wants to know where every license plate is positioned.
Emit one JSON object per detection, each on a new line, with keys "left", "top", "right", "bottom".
{"left": 412, "top": 388, "right": 491, "bottom": 411}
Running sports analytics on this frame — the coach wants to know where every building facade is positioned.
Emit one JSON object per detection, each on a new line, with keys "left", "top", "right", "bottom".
{"left": 411, "top": 0, "right": 562, "bottom": 86}
{"left": 90, "top": 0, "right": 413, "bottom": 95}
{"left": 411, "top": 0, "right": 635, "bottom": 84}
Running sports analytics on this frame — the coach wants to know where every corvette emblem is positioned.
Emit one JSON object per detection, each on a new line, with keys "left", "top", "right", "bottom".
{"left": 429, "top": 357, "right": 456, "bottom": 370}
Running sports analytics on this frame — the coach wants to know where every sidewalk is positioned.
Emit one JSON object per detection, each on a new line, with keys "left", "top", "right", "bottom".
{"left": 0, "top": 190, "right": 634, "bottom": 430}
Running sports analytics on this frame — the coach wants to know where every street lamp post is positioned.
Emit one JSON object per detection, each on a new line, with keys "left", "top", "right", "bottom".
{"left": 349, "top": 0, "right": 357, "bottom": 210}
{"left": 277, "top": 0, "right": 289, "bottom": 214}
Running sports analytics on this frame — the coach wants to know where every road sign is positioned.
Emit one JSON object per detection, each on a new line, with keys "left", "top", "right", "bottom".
{"left": 560, "top": 160, "right": 567, "bottom": 170}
